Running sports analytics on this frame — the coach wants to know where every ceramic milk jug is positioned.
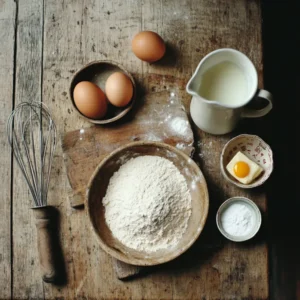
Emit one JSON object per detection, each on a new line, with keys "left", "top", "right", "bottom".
{"left": 186, "top": 48, "right": 273, "bottom": 135}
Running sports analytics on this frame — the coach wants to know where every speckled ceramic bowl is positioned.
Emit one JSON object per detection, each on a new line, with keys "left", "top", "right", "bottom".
{"left": 220, "top": 134, "right": 273, "bottom": 188}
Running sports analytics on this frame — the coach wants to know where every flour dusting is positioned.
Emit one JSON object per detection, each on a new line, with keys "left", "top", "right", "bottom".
{"left": 169, "top": 117, "right": 189, "bottom": 136}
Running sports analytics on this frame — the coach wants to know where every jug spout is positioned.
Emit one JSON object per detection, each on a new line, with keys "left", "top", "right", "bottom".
{"left": 186, "top": 72, "right": 199, "bottom": 97}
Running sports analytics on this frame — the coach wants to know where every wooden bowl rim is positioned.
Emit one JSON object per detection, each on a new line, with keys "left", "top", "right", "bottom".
{"left": 220, "top": 134, "right": 274, "bottom": 189}
{"left": 86, "top": 141, "right": 209, "bottom": 266}
{"left": 69, "top": 60, "right": 136, "bottom": 124}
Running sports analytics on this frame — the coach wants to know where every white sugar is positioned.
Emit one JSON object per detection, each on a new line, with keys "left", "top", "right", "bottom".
{"left": 221, "top": 202, "right": 254, "bottom": 236}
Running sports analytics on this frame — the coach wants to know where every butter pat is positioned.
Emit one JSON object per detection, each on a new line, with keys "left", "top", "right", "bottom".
{"left": 226, "top": 151, "right": 263, "bottom": 184}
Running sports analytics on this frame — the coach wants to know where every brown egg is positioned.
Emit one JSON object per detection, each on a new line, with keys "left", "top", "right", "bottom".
{"left": 132, "top": 31, "right": 166, "bottom": 62}
{"left": 105, "top": 72, "right": 133, "bottom": 107}
{"left": 73, "top": 81, "right": 107, "bottom": 119}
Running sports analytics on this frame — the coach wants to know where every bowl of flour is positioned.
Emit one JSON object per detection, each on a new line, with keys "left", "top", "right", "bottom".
{"left": 86, "top": 141, "right": 209, "bottom": 266}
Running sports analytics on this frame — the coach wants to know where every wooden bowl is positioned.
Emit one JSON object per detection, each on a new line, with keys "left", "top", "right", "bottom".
{"left": 86, "top": 141, "right": 209, "bottom": 266}
{"left": 69, "top": 60, "right": 136, "bottom": 124}
{"left": 220, "top": 134, "right": 273, "bottom": 188}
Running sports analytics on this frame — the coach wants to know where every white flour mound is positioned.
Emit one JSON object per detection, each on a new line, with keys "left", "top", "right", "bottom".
{"left": 103, "top": 155, "right": 192, "bottom": 252}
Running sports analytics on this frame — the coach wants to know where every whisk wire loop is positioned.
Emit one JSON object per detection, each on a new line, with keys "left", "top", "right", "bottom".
{"left": 7, "top": 102, "right": 57, "bottom": 207}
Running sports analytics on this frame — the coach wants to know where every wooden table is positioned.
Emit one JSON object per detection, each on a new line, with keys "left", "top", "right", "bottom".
{"left": 0, "top": 0, "right": 269, "bottom": 299}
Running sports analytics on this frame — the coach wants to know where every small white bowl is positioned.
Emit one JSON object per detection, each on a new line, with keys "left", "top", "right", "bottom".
{"left": 216, "top": 197, "right": 262, "bottom": 242}
{"left": 220, "top": 134, "right": 273, "bottom": 188}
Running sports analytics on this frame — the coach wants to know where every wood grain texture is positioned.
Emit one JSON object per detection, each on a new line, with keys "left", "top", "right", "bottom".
{"left": 62, "top": 89, "right": 194, "bottom": 207}
{"left": 12, "top": 0, "right": 45, "bottom": 298}
{"left": 62, "top": 87, "right": 194, "bottom": 278}
{"left": 113, "top": 260, "right": 144, "bottom": 280}
{"left": 33, "top": 207, "right": 59, "bottom": 283}
{"left": 2, "top": 0, "right": 269, "bottom": 299}
{"left": 0, "top": 1, "right": 16, "bottom": 298}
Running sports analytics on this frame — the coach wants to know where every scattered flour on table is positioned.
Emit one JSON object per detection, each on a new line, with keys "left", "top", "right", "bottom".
{"left": 169, "top": 117, "right": 190, "bottom": 136}
{"left": 103, "top": 155, "right": 192, "bottom": 252}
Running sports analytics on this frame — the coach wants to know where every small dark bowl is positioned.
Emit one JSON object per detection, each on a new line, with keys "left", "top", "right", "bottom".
{"left": 69, "top": 60, "right": 136, "bottom": 124}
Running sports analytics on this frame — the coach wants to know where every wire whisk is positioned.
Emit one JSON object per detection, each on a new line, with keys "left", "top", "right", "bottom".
{"left": 7, "top": 101, "right": 57, "bottom": 207}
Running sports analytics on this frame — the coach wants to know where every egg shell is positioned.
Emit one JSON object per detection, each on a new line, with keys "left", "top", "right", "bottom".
{"left": 73, "top": 81, "right": 107, "bottom": 119}
{"left": 132, "top": 31, "right": 166, "bottom": 62}
{"left": 105, "top": 72, "right": 133, "bottom": 107}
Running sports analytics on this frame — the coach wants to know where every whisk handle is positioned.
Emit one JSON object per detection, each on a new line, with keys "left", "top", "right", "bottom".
{"left": 33, "top": 206, "right": 58, "bottom": 283}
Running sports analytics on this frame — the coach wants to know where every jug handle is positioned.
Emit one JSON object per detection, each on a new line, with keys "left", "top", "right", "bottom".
{"left": 242, "top": 89, "right": 273, "bottom": 118}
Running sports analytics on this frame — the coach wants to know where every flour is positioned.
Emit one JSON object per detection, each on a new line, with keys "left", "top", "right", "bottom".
{"left": 169, "top": 117, "right": 189, "bottom": 136}
{"left": 103, "top": 155, "right": 192, "bottom": 252}
{"left": 221, "top": 203, "right": 254, "bottom": 236}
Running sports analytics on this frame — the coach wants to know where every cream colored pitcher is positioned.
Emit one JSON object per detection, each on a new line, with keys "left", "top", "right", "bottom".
{"left": 186, "top": 48, "right": 273, "bottom": 135}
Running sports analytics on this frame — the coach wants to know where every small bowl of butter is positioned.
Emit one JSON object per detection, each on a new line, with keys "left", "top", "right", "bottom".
{"left": 220, "top": 134, "right": 273, "bottom": 188}
{"left": 216, "top": 197, "right": 262, "bottom": 242}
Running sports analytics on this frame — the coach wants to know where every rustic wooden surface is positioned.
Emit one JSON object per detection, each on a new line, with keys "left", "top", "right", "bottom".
{"left": 1, "top": 0, "right": 270, "bottom": 299}
{"left": 62, "top": 87, "right": 194, "bottom": 279}
{"left": 62, "top": 88, "right": 194, "bottom": 208}
{"left": 0, "top": 1, "right": 15, "bottom": 299}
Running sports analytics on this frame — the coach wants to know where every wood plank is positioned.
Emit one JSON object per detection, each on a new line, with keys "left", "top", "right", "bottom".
{"left": 42, "top": 1, "right": 98, "bottom": 298}
{"left": 0, "top": 1, "right": 16, "bottom": 299}
{"left": 132, "top": 2, "right": 268, "bottom": 299}
{"left": 12, "top": 0, "right": 45, "bottom": 298}
{"left": 38, "top": 0, "right": 268, "bottom": 299}
{"left": 42, "top": 1, "right": 144, "bottom": 298}
{"left": 62, "top": 87, "right": 194, "bottom": 278}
